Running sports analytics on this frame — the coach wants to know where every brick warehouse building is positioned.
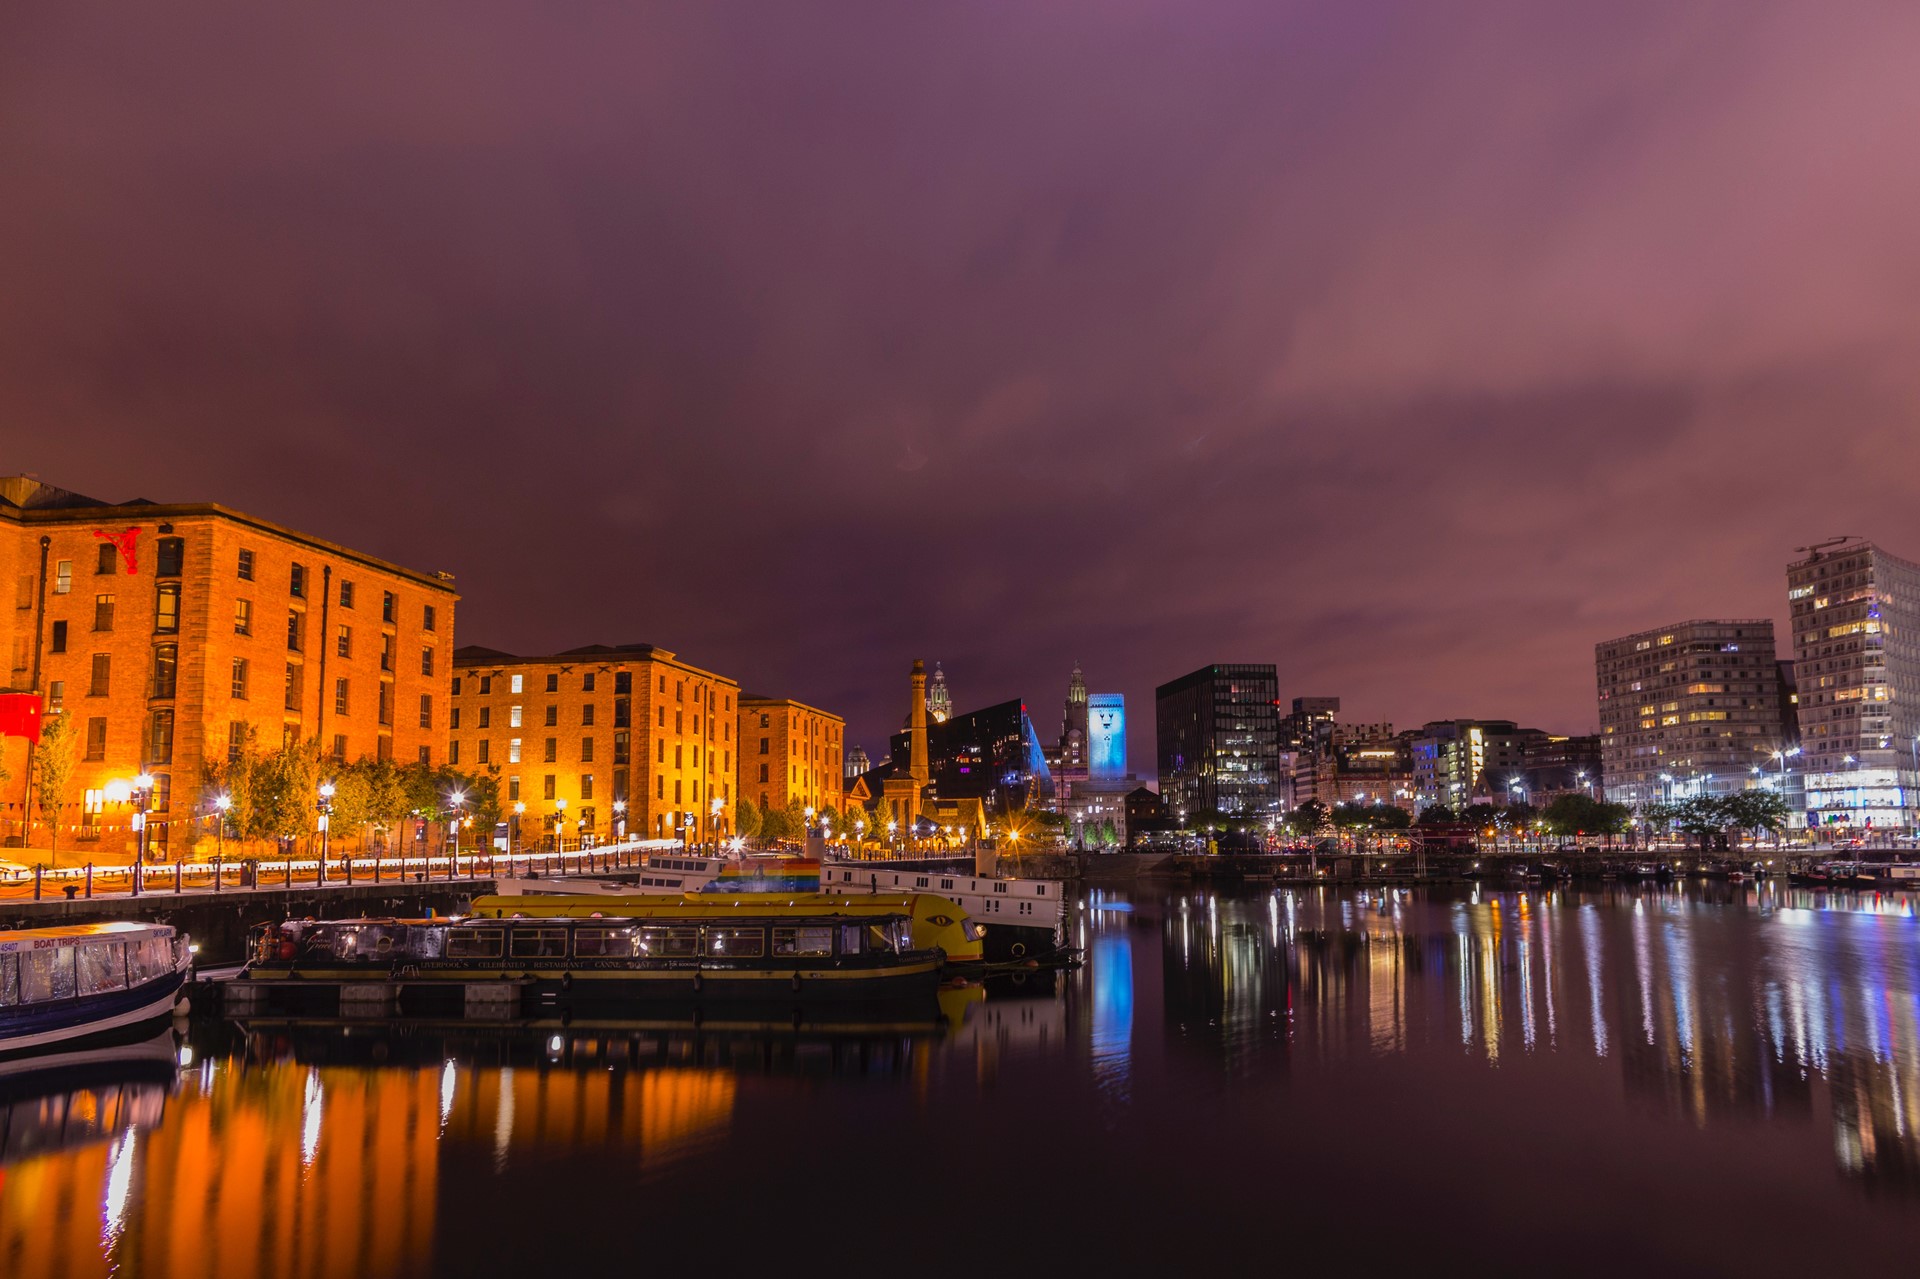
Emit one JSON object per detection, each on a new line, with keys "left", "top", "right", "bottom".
{"left": 449, "top": 644, "right": 740, "bottom": 848}
{"left": 737, "top": 695, "right": 845, "bottom": 819}
{"left": 0, "top": 475, "right": 457, "bottom": 856}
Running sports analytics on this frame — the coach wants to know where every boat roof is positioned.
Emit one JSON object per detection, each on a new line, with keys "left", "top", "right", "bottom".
{"left": 466, "top": 893, "right": 946, "bottom": 919}
{"left": 0, "top": 921, "right": 173, "bottom": 952}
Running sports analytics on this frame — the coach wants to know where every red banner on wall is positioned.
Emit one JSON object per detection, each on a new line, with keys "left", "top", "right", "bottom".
{"left": 93, "top": 527, "right": 141, "bottom": 574}
{"left": 0, "top": 693, "right": 44, "bottom": 742}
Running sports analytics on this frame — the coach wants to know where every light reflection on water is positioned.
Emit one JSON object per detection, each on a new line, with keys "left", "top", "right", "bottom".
{"left": 0, "top": 881, "right": 1916, "bottom": 1276}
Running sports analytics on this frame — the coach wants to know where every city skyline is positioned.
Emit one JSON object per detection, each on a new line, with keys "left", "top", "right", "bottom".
{"left": 8, "top": 4, "right": 1920, "bottom": 773}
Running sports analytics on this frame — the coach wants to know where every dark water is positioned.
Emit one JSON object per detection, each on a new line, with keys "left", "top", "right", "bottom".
{"left": 5, "top": 881, "right": 1920, "bottom": 1277}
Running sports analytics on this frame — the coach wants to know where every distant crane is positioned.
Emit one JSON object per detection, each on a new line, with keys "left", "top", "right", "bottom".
{"left": 1794, "top": 536, "right": 1861, "bottom": 561}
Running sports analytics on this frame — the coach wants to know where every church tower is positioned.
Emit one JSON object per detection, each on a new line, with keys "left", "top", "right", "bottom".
{"left": 927, "top": 661, "right": 953, "bottom": 723}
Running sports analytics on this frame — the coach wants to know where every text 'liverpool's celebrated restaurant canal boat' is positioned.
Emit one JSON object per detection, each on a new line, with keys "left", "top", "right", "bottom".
{"left": 0, "top": 923, "right": 193, "bottom": 1057}
{"left": 234, "top": 907, "right": 945, "bottom": 1016}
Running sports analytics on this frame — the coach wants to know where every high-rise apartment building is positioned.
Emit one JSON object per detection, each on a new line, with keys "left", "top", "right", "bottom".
{"left": 449, "top": 643, "right": 738, "bottom": 847}
{"left": 1594, "top": 619, "right": 1788, "bottom": 806}
{"left": 738, "top": 695, "right": 845, "bottom": 818}
{"left": 1411, "top": 720, "right": 1535, "bottom": 811}
{"left": 0, "top": 476, "right": 456, "bottom": 856}
{"left": 1154, "top": 664, "right": 1281, "bottom": 819}
{"left": 1786, "top": 539, "right": 1920, "bottom": 833}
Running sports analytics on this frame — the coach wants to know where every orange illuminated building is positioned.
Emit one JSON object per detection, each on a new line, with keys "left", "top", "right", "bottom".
{"left": 738, "top": 695, "right": 846, "bottom": 818}
{"left": 0, "top": 476, "right": 457, "bottom": 858}
{"left": 449, "top": 643, "right": 739, "bottom": 845}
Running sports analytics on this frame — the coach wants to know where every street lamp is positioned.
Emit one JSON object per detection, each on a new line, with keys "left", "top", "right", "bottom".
{"left": 512, "top": 801, "right": 525, "bottom": 855}
{"left": 682, "top": 810, "right": 695, "bottom": 855}
{"left": 448, "top": 789, "right": 466, "bottom": 874}
{"left": 316, "top": 781, "right": 335, "bottom": 885}
{"left": 613, "top": 799, "right": 627, "bottom": 841}
{"left": 554, "top": 797, "right": 568, "bottom": 853}
{"left": 127, "top": 773, "right": 155, "bottom": 895}
{"left": 213, "top": 793, "right": 232, "bottom": 859}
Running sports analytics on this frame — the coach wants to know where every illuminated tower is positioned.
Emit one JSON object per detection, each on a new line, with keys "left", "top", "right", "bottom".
{"left": 1059, "top": 661, "right": 1089, "bottom": 773}
{"left": 927, "top": 662, "right": 952, "bottom": 723}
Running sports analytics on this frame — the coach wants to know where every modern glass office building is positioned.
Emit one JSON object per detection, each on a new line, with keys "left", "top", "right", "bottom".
{"left": 1154, "top": 664, "right": 1281, "bottom": 820}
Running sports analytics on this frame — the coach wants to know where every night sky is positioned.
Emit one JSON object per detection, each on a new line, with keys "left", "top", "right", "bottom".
{"left": 6, "top": 2, "right": 1920, "bottom": 769}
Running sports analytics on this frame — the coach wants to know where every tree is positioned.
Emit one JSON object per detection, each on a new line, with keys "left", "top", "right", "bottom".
{"left": 1670, "top": 797, "right": 1725, "bottom": 849}
{"left": 33, "top": 711, "right": 79, "bottom": 863}
{"left": 1288, "top": 800, "right": 1330, "bottom": 835}
{"left": 357, "top": 758, "right": 411, "bottom": 853}
{"left": 1461, "top": 803, "right": 1499, "bottom": 828}
{"left": 1543, "top": 793, "right": 1604, "bottom": 838}
{"left": 1710, "top": 791, "right": 1790, "bottom": 848}
{"left": 253, "top": 736, "right": 322, "bottom": 849}
{"left": 202, "top": 724, "right": 262, "bottom": 852}
{"left": 759, "top": 797, "right": 793, "bottom": 842}
{"left": 1417, "top": 804, "right": 1457, "bottom": 825}
{"left": 733, "top": 796, "right": 761, "bottom": 841}
{"left": 1370, "top": 805, "right": 1412, "bottom": 832}
{"left": 326, "top": 763, "right": 375, "bottom": 847}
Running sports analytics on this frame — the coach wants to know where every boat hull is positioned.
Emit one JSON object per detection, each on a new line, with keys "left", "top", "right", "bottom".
{"left": 0, "top": 970, "right": 188, "bottom": 1059}
{"left": 236, "top": 958, "right": 943, "bottom": 1014}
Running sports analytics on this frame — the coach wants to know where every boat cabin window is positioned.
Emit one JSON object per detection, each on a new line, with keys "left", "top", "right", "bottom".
{"left": 509, "top": 928, "right": 569, "bottom": 960}
{"left": 23, "top": 947, "right": 77, "bottom": 1003}
{"left": 130, "top": 936, "right": 172, "bottom": 983}
{"left": 772, "top": 926, "right": 834, "bottom": 957}
{"left": 701, "top": 927, "right": 764, "bottom": 958}
{"left": 865, "top": 920, "right": 911, "bottom": 954}
{"left": 574, "top": 927, "right": 636, "bottom": 959}
{"left": 636, "top": 927, "right": 699, "bottom": 957}
{"left": 446, "top": 927, "right": 504, "bottom": 960}
{"left": 336, "top": 926, "right": 417, "bottom": 960}
{"left": 77, "top": 941, "right": 128, "bottom": 995}
{"left": 839, "top": 924, "right": 864, "bottom": 955}
{"left": 0, "top": 955, "right": 16, "bottom": 1005}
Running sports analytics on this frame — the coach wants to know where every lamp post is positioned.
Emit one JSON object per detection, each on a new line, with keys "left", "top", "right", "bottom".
{"left": 448, "top": 790, "right": 465, "bottom": 875}
{"left": 128, "top": 773, "right": 154, "bottom": 896}
{"left": 682, "top": 810, "right": 695, "bottom": 856}
{"left": 214, "top": 793, "right": 231, "bottom": 860}
{"left": 512, "top": 801, "right": 525, "bottom": 856}
{"left": 613, "top": 799, "right": 627, "bottom": 842}
{"left": 554, "top": 797, "right": 568, "bottom": 854}
{"left": 316, "top": 781, "right": 335, "bottom": 886}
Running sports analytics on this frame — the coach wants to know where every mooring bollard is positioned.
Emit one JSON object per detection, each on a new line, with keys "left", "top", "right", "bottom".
{"left": 85, "top": 862, "right": 93, "bottom": 898}
{"left": 214, "top": 857, "right": 222, "bottom": 893}
{"left": 175, "top": 861, "right": 183, "bottom": 893}
{"left": 32, "top": 865, "right": 41, "bottom": 901}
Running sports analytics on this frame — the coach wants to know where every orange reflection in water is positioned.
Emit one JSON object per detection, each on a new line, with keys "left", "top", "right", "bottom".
{"left": 443, "top": 1062, "right": 735, "bottom": 1171}
{"left": 0, "top": 1054, "right": 735, "bottom": 1279}
{"left": 0, "top": 1063, "right": 438, "bottom": 1279}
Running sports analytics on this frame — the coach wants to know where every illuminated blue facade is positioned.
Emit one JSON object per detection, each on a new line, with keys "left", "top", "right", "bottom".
{"left": 1089, "top": 693, "right": 1126, "bottom": 780}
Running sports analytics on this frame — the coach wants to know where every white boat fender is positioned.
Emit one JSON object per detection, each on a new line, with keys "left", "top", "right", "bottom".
{"left": 173, "top": 995, "right": 192, "bottom": 1018}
